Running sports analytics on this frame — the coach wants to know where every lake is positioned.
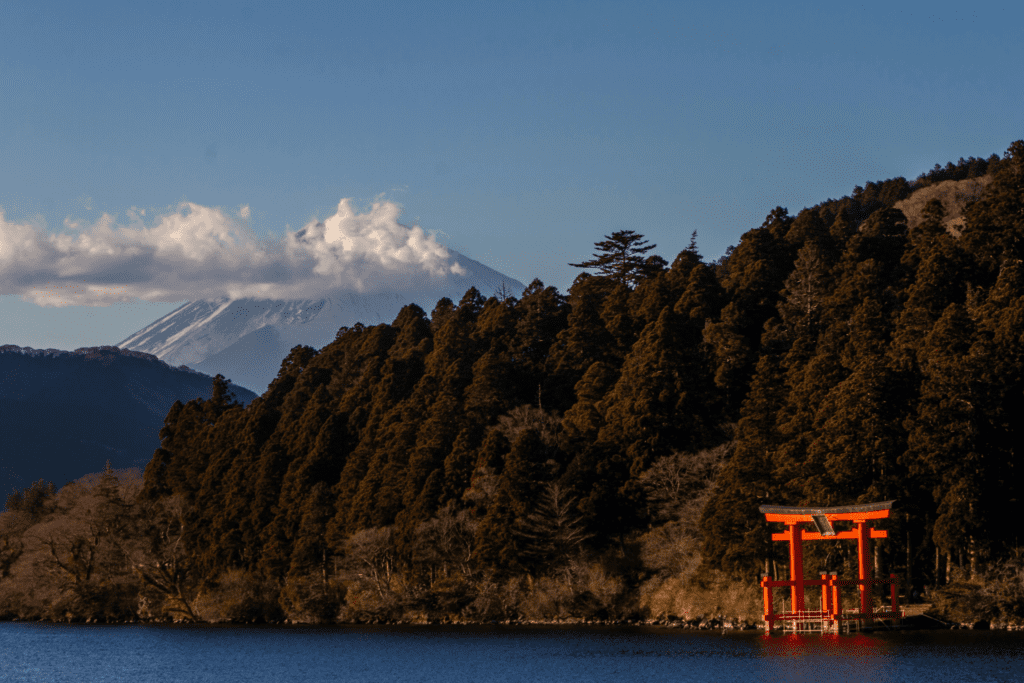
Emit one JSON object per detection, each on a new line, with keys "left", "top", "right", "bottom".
{"left": 1, "top": 623, "right": 1022, "bottom": 683}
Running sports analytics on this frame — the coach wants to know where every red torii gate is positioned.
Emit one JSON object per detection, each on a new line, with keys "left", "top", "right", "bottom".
{"left": 758, "top": 501, "right": 902, "bottom": 632}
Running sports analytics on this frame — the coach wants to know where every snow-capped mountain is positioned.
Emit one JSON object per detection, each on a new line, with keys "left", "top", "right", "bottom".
{"left": 118, "top": 251, "right": 524, "bottom": 394}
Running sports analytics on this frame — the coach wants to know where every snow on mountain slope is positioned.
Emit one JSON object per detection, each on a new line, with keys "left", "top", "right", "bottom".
{"left": 118, "top": 251, "right": 524, "bottom": 394}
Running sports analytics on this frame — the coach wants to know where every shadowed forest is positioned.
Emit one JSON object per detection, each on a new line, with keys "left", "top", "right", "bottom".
{"left": 3, "top": 144, "right": 1024, "bottom": 626}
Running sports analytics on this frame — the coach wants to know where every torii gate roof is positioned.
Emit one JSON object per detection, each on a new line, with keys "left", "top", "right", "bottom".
{"left": 759, "top": 500, "right": 894, "bottom": 523}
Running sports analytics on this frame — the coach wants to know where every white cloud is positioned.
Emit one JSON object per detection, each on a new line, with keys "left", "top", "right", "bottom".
{"left": 0, "top": 199, "right": 471, "bottom": 307}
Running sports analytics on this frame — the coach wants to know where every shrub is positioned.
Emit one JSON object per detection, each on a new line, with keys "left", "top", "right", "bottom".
{"left": 193, "top": 569, "right": 283, "bottom": 623}
{"left": 640, "top": 571, "right": 761, "bottom": 623}
{"left": 280, "top": 573, "right": 345, "bottom": 623}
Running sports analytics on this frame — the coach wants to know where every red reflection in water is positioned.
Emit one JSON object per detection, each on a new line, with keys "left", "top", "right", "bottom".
{"left": 758, "top": 633, "right": 890, "bottom": 657}
{"left": 755, "top": 633, "right": 895, "bottom": 683}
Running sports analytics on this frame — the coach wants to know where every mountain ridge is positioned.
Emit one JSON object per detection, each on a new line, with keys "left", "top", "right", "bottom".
{"left": 0, "top": 345, "right": 257, "bottom": 495}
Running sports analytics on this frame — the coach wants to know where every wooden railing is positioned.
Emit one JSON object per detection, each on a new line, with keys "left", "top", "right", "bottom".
{"left": 761, "top": 572, "right": 902, "bottom": 632}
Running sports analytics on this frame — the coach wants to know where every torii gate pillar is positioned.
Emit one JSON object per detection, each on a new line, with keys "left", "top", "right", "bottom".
{"left": 787, "top": 522, "right": 805, "bottom": 612}
{"left": 856, "top": 520, "right": 872, "bottom": 617}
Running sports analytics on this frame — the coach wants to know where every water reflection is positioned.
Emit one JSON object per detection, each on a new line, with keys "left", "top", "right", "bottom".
{"left": 756, "top": 634, "right": 895, "bottom": 683}
{"left": 755, "top": 631, "right": 1024, "bottom": 683}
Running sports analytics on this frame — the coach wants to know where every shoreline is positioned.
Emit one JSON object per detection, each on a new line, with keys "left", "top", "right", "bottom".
{"left": 4, "top": 614, "right": 1022, "bottom": 631}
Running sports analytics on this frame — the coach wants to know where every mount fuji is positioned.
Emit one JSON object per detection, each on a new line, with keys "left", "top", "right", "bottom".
{"left": 118, "top": 251, "right": 524, "bottom": 394}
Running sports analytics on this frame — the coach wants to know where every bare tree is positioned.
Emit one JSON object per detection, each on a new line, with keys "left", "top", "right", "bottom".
{"left": 344, "top": 527, "right": 397, "bottom": 598}
{"left": 23, "top": 469, "right": 140, "bottom": 618}
{"left": 637, "top": 444, "right": 729, "bottom": 576}
{"left": 494, "top": 280, "right": 518, "bottom": 302}
{"left": 638, "top": 444, "right": 728, "bottom": 525}
{"left": 126, "top": 494, "right": 200, "bottom": 621}
{"left": 413, "top": 502, "right": 478, "bottom": 579}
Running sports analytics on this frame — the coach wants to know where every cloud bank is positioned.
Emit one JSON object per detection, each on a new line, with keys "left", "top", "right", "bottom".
{"left": 0, "top": 199, "right": 470, "bottom": 306}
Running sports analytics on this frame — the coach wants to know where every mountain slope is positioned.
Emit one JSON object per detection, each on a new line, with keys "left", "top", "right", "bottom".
{"left": 0, "top": 345, "right": 256, "bottom": 496}
{"left": 118, "top": 251, "right": 524, "bottom": 393}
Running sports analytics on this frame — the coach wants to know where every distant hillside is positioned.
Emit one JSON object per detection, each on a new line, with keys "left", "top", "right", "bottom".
{"left": 0, "top": 345, "right": 256, "bottom": 495}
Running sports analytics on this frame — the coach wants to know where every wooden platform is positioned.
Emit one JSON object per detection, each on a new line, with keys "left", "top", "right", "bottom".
{"left": 902, "top": 603, "right": 933, "bottom": 618}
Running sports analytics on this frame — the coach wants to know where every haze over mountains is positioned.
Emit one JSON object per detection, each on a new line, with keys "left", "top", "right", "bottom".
{"left": 0, "top": 345, "right": 257, "bottom": 496}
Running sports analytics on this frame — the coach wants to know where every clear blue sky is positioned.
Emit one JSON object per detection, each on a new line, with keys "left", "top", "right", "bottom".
{"left": 1, "top": 0, "right": 1022, "bottom": 350}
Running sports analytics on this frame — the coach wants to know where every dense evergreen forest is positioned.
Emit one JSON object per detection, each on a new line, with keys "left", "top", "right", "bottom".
{"left": 3, "top": 145, "right": 1024, "bottom": 626}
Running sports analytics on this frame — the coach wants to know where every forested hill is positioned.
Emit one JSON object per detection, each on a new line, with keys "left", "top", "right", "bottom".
{"left": 0, "top": 345, "right": 257, "bottom": 495}
{"left": 148, "top": 141, "right": 1020, "bottom": 576}
{"left": 2, "top": 144, "right": 1022, "bottom": 624}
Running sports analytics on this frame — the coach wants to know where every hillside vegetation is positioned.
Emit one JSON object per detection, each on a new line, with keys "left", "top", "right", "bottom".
{"left": 2, "top": 143, "right": 1024, "bottom": 625}
{"left": 0, "top": 345, "right": 256, "bottom": 496}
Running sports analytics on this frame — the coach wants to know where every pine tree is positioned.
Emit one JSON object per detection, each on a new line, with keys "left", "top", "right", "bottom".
{"left": 393, "top": 468, "right": 446, "bottom": 566}
{"left": 704, "top": 208, "right": 795, "bottom": 416}
{"left": 824, "top": 207, "right": 908, "bottom": 329}
{"left": 961, "top": 140, "right": 1024, "bottom": 277}
{"left": 598, "top": 304, "right": 719, "bottom": 480}
{"left": 516, "top": 483, "right": 590, "bottom": 570}
{"left": 511, "top": 280, "right": 569, "bottom": 406}
{"left": 905, "top": 304, "right": 985, "bottom": 577}
{"left": 440, "top": 425, "right": 485, "bottom": 505}
{"left": 771, "top": 339, "right": 847, "bottom": 503}
{"left": 547, "top": 275, "right": 620, "bottom": 396}
{"left": 569, "top": 230, "right": 658, "bottom": 288}
{"left": 964, "top": 262, "right": 1024, "bottom": 564}
{"left": 286, "top": 482, "right": 335, "bottom": 582}
{"left": 559, "top": 361, "right": 619, "bottom": 453}
{"left": 805, "top": 362, "right": 907, "bottom": 507}
{"left": 699, "top": 327, "right": 789, "bottom": 576}
{"left": 464, "top": 299, "right": 517, "bottom": 418}
{"left": 778, "top": 243, "right": 832, "bottom": 339}
{"left": 476, "top": 429, "right": 552, "bottom": 571}
{"left": 281, "top": 482, "right": 342, "bottom": 622}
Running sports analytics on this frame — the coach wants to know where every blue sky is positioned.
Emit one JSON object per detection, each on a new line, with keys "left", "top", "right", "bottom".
{"left": 1, "top": 0, "right": 1022, "bottom": 350}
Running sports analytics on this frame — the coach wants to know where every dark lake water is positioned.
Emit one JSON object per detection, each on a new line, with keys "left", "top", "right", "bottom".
{"left": 1, "top": 623, "right": 1023, "bottom": 683}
